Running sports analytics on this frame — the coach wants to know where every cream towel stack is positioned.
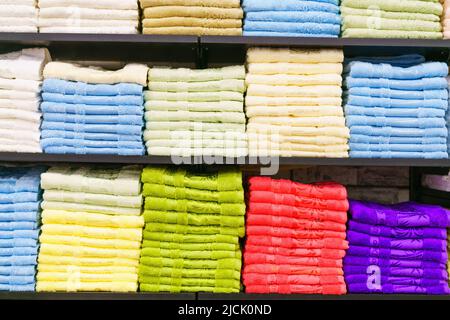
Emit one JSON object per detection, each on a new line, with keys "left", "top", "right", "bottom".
{"left": 140, "top": 0, "right": 243, "bottom": 35}
{"left": 245, "top": 48, "right": 350, "bottom": 158}
{"left": 36, "top": 166, "right": 145, "bottom": 292}
{"left": 38, "top": 0, "right": 139, "bottom": 33}
{"left": 0, "top": 48, "right": 51, "bottom": 153}
{"left": 145, "top": 66, "right": 248, "bottom": 157}
{"left": 443, "top": 0, "right": 450, "bottom": 38}
{"left": 0, "top": 0, "right": 38, "bottom": 32}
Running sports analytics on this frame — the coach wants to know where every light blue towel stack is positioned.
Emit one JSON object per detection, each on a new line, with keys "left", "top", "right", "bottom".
{"left": 40, "top": 79, "right": 145, "bottom": 155}
{"left": 0, "top": 167, "right": 45, "bottom": 292}
{"left": 242, "top": 0, "right": 341, "bottom": 37}
{"left": 344, "top": 54, "right": 449, "bottom": 159}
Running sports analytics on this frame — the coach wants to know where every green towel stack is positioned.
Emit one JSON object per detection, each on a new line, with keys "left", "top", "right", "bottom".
{"left": 341, "top": 0, "right": 443, "bottom": 39}
{"left": 139, "top": 166, "right": 245, "bottom": 293}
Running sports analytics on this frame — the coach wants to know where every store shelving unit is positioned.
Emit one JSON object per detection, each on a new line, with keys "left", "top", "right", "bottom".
{"left": 0, "top": 33, "right": 449, "bottom": 300}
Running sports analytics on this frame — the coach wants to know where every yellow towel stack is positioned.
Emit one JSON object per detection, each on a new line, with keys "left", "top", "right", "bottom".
{"left": 139, "top": 0, "right": 243, "bottom": 35}
{"left": 245, "top": 47, "right": 350, "bottom": 158}
{"left": 36, "top": 166, "right": 145, "bottom": 292}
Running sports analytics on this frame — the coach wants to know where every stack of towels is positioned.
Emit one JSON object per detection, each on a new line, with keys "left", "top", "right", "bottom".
{"left": 37, "top": 0, "right": 139, "bottom": 34}
{"left": 243, "top": 177, "right": 349, "bottom": 294}
{"left": 246, "top": 47, "right": 349, "bottom": 157}
{"left": 345, "top": 200, "right": 450, "bottom": 295}
{"left": 139, "top": 166, "right": 245, "bottom": 293}
{"left": 0, "top": 0, "right": 38, "bottom": 32}
{"left": 0, "top": 48, "right": 50, "bottom": 153}
{"left": 0, "top": 167, "right": 44, "bottom": 292}
{"left": 139, "top": 0, "right": 243, "bottom": 36}
{"left": 444, "top": 0, "right": 450, "bottom": 38}
{"left": 36, "top": 166, "right": 144, "bottom": 292}
{"left": 41, "top": 62, "right": 148, "bottom": 155}
{"left": 344, "top": 54, "right": 449, "bottom": 159}
{"left": 243, "top": 0, "right": 341, "bottom": 37}
{"left": 144, "top": 66, "right": 247, "bottom": 157}
{"left": 341, "top": 0, "right": 443, "bottom": 39}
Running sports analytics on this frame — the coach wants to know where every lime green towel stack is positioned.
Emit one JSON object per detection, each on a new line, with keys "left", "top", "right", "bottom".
{"left": 139, "top": 166, "right": 245, "bottom": 293}
{"left": 341, "top": 0, "right": 443, "bottom": 39}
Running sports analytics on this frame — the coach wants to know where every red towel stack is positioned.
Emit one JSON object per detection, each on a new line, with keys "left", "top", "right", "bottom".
{"left": 243, "top": 176, "right": 349, "bottom": 294}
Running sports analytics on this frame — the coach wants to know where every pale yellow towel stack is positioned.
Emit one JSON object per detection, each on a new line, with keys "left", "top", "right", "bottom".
{"left": 140, "top": 0, "right": 243, "bottom": 35}
{"left": 245, "top": 48, "right": 350, "bottom": 158}
{"left": 36, "top": 165, "right": 145, "bottom": 292}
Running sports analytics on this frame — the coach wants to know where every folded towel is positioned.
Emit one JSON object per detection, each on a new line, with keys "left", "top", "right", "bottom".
{"left": 142, "top": 17, "right": 242, "bottom": 28}
{"left": 246, "top": 96, "right": 342, "bottom": 107}
{"left": 246, "top": 74, "right": 342, "bottom": 86}
{"left": 246, "top": 106, "right": 343, "bottom": 117}
{"left": 145, "top": 110, "right": 245, "bottom": 124}
{"left": 146, "top": 138, "right": 247, "bottom": 149}
{"left": 344, "top": 255, "right": 446, "bottom": 268}
{"left": 38, "top": 18, "right": 139, "bottom": 28}
{"left": 350, "top": 126, "right": 447, "bottom": 138}
{"left": 345, "top": 105, "right": 445, "bottom": 118}
{"left": 0, "top": 266, "right": 36, "bottom": 276}
{"left": 146, "top": 121, "right": 245, "bottom": 132}
{"left": 141, "top": 247, "right": 241, "bottom": 260}
{"left": 345, "top": 77, "right": 448, "bottom": 90}
{"left": 341, "top": 0, "right": 442, "bottom": 15}
{"left": 247, "top": 48, "right": 344, "bottom": 63}
{"left": 39, "top": 235, "right": 141, "bottom": 250}
{"left": 41, "top": 201, "right": 142, "bottom": 216}
{"left": 41, "top": 224, "right": 142, "bottom": 242}
{"left": 350, "top": 150, "right": 448, "bottom": 158}
{"left": 42, "top": 92, "right": 143, "bottom": 106}
{"left": 249, "top": 116, "right": 346, "bottom": 127}
{"left": 0, "top": 247, "right": 37, "bottom": 257}
{"left": 346, "top": 276, "right": 447, "bottom": 287}
{"left": 0, "top": 202, "right": 40, "bottom": 213}
{"left": 0, "top": 239, "right": 37, "bottom": 248}
{"left": 38, "top": 254, "right": 139, "bottom": 267}
{"left": 39, "top": 26, "right": 138, "bottom": 34}
{"left": 41, "top": 102, "right": 143, "bottom": 116}
{"left": 38, "top": 264, "right": 137, "bottom": 274}
{"left": 143, "top": 6, "right": 243, "bottom": 19}
{"left": 346, "top": 283, "right": 449, "bottom": 294}
{"left": 0, "top": 255, "right": 37, "bottom": 266}
{"left": 42, "top": 208, "right": 144, "bottom": 230}
{"left": 247, "top": 84, "right": 342, "bottom": 97}
{"left": 0, "top": 78, "right": 41, "bottom": 92}
{"left": 139, "top": 275, "right": 240, "bottom": 290}
{"left": 350, "top": 143, "right": 447, "bottom": 153}
{"left": 42, "top": 121, "right": 142, "bottom": 135}
{"left": 149, "top": 80, "right": 244, "bottom": 93}
{"left": 248, "top": 62, "right": 342, "bottom": 76}
{"left": 350, "top": 135, "right": 446, "bottom": 145}
{"left": 37, "top": 272, "right": 137, "bottom": 283}
{"left": 244, "top": 21, "right": 340, "bottom": 36}
{"left": 0, "top": 221, "right": 38, "bottom": 230}
{"left": 145, "top": 100, "right": 243, "bottom": 112}
{"left": 38, "top": 0, "right": 138, "bottom": 9}
{"left": 245, "top": 11, "right": 340, "bottom": 24}
{"left": 43, "top": 79, "right": 142, "bottom": 96}
{"left": 0, "top": 48, "right": 51, "bottom": 81}
{"left": 346, "top": 62, "right": 448, "bottom": 80}
{"left": 0, "top": 5, "right": 37, "bottom": 19}
{"left": 347, "top": 245, "right": 447, "bottom": 263}
{"left": 0, "top": 89, "right": 40, "bottom": 100}
{"left": 139, "top": 264, "right": 240, "bottom": 280}
{"left": 346, "top": 116, "right": 445, "bottom": 128}
{"left": 41, "top": 130, "right": 142, "bottom": 142}
{"left": 42, "top": 113, "right": 143, "bottom": 126}
{"left": 43, "top": 146, "right": 144, "bottom": 155}
{"left": 39, "top": 243, "right": 140, "bottom": 260}
{"left": 36, "top": 281, "right": 138, "bottom": 292}
{"left": 146, "top": 146, "right": 248, "bottom": 157}
{"left": 41, "top": 165, "right": 142, "bottom": 196}
{"left": 144, "top": 130, "right": 246, "bottom": 142}
{"left": 44, "top": 62, "right": 148, "bottom": 86}
{"left": 144, "top": 231, "right": 238, "bottom": 244}
{"left": 243, "top": 0, "right": 339, "bottom": 13}
{"left": 340, "top": 6, "right": 440, "bottom": 22}
{"left": 342, "top": 15, "right": 442, "bottom": 32}
{"left": 143, "top": 27, "right": 242, "bottom": 36}
{"left": 144, "top": 223, "right": 243, "bottom": 237}
{"left": 145, "top": 90, "right": 243, "bottom": 102}
{"left": 140, "top": 0, "right": 240, "bottom": 8}
{"left": 39, "top": 8, "right": 139, "bottom": 20}
{"left": 0, "top": 99, "right": 40, "bottom": 112}
{"left": 140, "top": 256, "right": 241, "bottom": 270}
{"left": 342, "top": 29, "right": 442, "bottom": 39}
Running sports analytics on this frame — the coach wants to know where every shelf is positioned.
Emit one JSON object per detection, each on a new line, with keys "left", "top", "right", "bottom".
{"left": 0, "top": 292, "right": 195, "bottom": 300}
{"left": 0, "top": 153, "right": 449, "bottom": 167}
{"left": 197, "top": 293, "right": 450, "bottom": 300}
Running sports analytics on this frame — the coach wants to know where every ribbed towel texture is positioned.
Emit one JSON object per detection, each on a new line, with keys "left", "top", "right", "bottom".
{"left": 139, "top": 0, "right": 243, "bottom": 35}
{"left": 0, "top": 48, "right": 51, "bottom": 153}
{"left": 341, "top": 0, "right": 443, "bottom": 39}
{"left": 37, "top": 0, "right": 139, "bottom": 33}
{"left": 422, "top": 171, "right": 450, "bottom": 193}
{"left": 139, "top": 166, "right": 244, "bottom": 293}
{"left": 246, "top": 47, "right": 349, "bottom": 157}
{"left": 0, "top": 166, "right": 44, "bottom": 292}
{"left": 344, "top": 54, "right": 449, "bottom": 159}
{"left": 243, "top": 176, "right": 348, "bottom": 294}
{"left": 145, "top": 66, "right": 247, "bottom": 157}
{"left": 0, "top": 0, "right": 38, "bottom": 33}
{"left": 243, "top": 0, "right": 341, "bottom": 37}
{"left": 41, "top": 62, "right": 148, "bottom": 155}
{"left": 345, "top": 200, "right": 450, "bottom": 294}
{"left": 36, "top": 165, "right": 144, "bottom": 292}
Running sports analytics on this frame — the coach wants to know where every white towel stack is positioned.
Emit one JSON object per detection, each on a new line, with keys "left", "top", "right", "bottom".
{"left": 245, "top": 47, "right": 350, "bottom": 158}
{"left": 0, "top": 0, "right": 39, "bottom": 33}
{"left": 38, "top": 0, "right": 139, "bottom": 34}
{"left": 0, "top": 48, "right": 51, "bottom": 153}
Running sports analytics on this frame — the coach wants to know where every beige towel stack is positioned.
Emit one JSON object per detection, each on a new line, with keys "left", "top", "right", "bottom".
{"left": 140, "top": 0, "right": 243, "bottom": 36}
{"left": 0, "top": 0, "right": 38, "bottom": 32}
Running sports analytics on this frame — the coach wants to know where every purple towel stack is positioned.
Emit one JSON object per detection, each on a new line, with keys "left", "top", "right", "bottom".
{"left": 344, "top": 200, "right": 450, "bottom": 295}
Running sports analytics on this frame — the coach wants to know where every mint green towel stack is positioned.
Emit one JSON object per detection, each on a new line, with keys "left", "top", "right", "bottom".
{"left": 139, "top": 166, "right": 245, "bottom": 293}
{"left": 341, "top": 0, "right": 443, "bottom": 39}
{"left": 144, "top": 66, "right": 248, "bottom": 158}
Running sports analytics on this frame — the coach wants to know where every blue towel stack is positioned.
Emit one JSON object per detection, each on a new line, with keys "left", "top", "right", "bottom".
{"left": 40, "top": 78, "right": 146, "bottom": 155}
{"left": 0, "top": 167, "right": 44, "bottom": 292}
{"left": 242, "top": 0, "right": 341, "bottom": 37}
{"left": 344, "top": 54, "right": 449, "bottom": 159}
